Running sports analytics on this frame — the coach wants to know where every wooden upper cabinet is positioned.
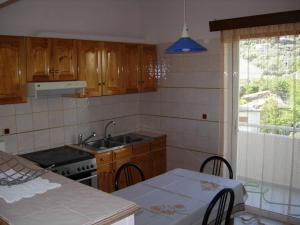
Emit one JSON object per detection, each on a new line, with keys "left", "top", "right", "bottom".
{"left": 78, "top": 40, "right": 102, "bottom": 96}
{"left": 52, "top": 39, "right": 77, "bottom": 81}
{"left": 140, "top": 45, "right": 157, "bottom": 92}
{"left": 27, "top": 37, "right": 51, "bottom": 81}
{"left": 102, "top": 42, "right": 125, "bottom": 95}
{"left": 26, "top": 37, "right": 77, "bottom": 82}
{"left": 0, "top": 36, "right": 26, "bottom": 104}
{"left": 122, "top": 44, "right": 140, "bottom": 93}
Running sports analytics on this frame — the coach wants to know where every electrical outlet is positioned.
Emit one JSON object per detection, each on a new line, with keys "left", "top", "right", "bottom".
{"left": 4, "top": 128, "right": 10, "bottom": 135}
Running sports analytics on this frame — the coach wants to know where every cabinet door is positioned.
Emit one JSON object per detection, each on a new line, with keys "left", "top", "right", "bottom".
{"left": 140, "top": 45, "right": 157, "bottom": 92}
{"left": 132, "top": 152, "right": 153, "bottom": 180}
{"left": 0, "top": 36, "right": 26, "bottom": 104}
{"left": 26, "top": 37, "right": 52, "bottom": 81}
{"left": 102, "top": 42, "right": 125, "bottom": 95}
{"left": 122, "top": 44, "right": 140, "bottom": 93}
{"left": 96, "top": 152, "right": 114, "bottom": 193}
{"left": 52, "top": 39, "right": 77, "bottom": 81}
{"left": 152, "top": 149, "right": 166, "bottom": 176}
{"left": 97, "top": 163, "right": 114, "bottom": 193}
{"left": 78, "top": 40, "right": 102, "bottom": 96}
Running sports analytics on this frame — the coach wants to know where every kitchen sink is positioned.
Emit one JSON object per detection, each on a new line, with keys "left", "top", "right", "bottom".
{"left": 110, "top": 134, "right": 144, "bottom": 144}
{"left": 85, "top": 139, "right": 122, "bottom": 151}
{"left": 83, "top": 133, "right": 148, "bottom": 151}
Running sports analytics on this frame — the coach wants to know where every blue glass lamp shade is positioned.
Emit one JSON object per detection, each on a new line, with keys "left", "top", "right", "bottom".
{"left": 166, "top": 37, "right": 207, "bottom": 53}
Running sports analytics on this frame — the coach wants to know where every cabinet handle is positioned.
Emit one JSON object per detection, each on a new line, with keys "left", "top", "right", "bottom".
{"left": 117, "top": 67, "right": 120, "bottom": 78}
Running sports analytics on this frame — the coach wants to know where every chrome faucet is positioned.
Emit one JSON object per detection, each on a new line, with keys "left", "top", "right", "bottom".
{"left": 104, "top": 120, "right": 116, "bottom": 139}
{"left": 81, "top": 132, "right": 96, "bottom": 146}
{"left": 78, "top": 134, "right": 83, "bottom": 146}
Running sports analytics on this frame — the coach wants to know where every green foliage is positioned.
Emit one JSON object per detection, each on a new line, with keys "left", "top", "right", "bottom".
{"left": 240, "top": 76, "right": 290, "bottom": 100}
{"left": 239, "top": 35, "right": 300, "bottom": 135}
{"left": 240, "top": 98, "right": 247, "bottom": 105}
{"left": 260, "top": 97, "right": 293, "bottom": 134}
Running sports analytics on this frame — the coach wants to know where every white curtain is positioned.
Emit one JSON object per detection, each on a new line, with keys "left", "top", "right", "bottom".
{"left": 222, "top": 23, "right": 300, "bottom": 224}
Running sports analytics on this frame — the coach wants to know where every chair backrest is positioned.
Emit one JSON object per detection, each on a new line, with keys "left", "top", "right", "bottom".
{"left": 200, "top": 156, "right": 233, "bottom": 179}
{"left": 202, "top": 188, "right": 235, "bottom": 225}
{"left": 114, "top": 162, "right": 145, "bottom": 191}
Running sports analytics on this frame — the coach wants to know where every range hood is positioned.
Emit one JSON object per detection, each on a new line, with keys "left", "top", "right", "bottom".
{"left": 27, "top": 81, "right": 86, "bottom": 98}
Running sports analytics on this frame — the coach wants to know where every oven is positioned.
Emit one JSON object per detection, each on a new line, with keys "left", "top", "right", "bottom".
{"left": 67, "top": 170, "right": 98, "bottom": 188}
{"left": 20, "top": 146, "right": 98, "bottom": 189}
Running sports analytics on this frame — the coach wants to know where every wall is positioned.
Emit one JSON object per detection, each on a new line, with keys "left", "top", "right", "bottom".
{"left": 139, "top": 39, "right": 223, "bottom": 171}
{"left": 0, "top": 94, "right": 140, "bottom": 154}
{"left": 0, "top": 0, "right": 145, "bottom": 42}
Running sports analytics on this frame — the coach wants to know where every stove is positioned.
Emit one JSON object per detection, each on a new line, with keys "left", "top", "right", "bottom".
{"left": 20, "top": 146, "right": 97, "bottom": 187}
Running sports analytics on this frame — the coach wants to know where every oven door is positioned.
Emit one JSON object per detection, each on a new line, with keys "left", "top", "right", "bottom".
{"left": 68, "top": 170, "right": 98, "bottom": 189}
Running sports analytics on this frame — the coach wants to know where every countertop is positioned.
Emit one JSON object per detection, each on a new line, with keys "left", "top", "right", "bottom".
{"left": 0, "top": 151, "right": 139, "bottom": 225}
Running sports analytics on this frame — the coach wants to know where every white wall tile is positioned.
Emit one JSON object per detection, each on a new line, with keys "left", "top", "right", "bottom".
{"left": 0, "top": 104, "right": 15, "bottom": 117}
{"left": 16, "top": 114, "right": 33, "bottom": 132}
{"left": 33, "top": 112, "right": 49, "bottom": 130}
{"left": 161, "top": 102, "right": 184, "bottom": 117}
{"left": 47, "top": 96, "right": 63, "bottom": 111}
{"left": 63, "top": 97, "right": 77, "bottom": 109}
{"left": 0, "top": 134, "right": 18, "bottom": 153}
{"left": 63, "top": 109, "right": 77, "bottom": 125}
{"left": 48, "top": 111, "right": 64, "bottom": 128}
{"left": 15, "top": 101, "right": 32, "bottom": 115}
{"left": 77, "top": 108, "right": 89, "bottom": 124}
{"left": 88, "top": 106, "right": 102, "bottom": 122}
{"left": 50, "top": 127, "right": 65, "bottom": 146}
{"left": 64, "top": 125, "right": 78, "bottom": 145}
{"left": 76, "top": 98, "right": 89, "bottom": 108}
{"left": 34, "top": 130, "right": 50, "bottom": 149}
{"left": 18, "top": 132, "right": 34, "bottom": 153}
{"left": 0, "top": 116, "right": 16, "bottom": 135}
{"left": 32, "top": 97, "right": 48, "bottom": 112}
{"left": 140, "top": 115, "right": 160, "bottom": 130}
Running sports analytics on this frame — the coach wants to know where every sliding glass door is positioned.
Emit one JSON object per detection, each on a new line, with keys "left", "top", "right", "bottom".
{"left": 236, "top": 34, "right": 300, "bottom": 220}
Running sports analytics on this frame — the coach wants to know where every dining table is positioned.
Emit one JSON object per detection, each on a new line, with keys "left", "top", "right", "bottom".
{"left": 113, "top": 168, "right": 247, "bottom": 225}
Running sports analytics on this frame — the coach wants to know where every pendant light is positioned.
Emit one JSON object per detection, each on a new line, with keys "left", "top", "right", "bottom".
{"left": 166, "top": 0, "right": 207, "bottom": 53}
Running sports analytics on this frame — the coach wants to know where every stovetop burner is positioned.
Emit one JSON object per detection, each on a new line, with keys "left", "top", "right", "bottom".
{"left": 20, "top": 146, "right": 93, "bottom": 168}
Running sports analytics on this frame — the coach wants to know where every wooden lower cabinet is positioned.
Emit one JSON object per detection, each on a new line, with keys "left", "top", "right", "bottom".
{"left": 96, "top": 135, "right": 166, "bottom": 193}
{"left": 152, "top": 149, "right": 166, "bottom": 176}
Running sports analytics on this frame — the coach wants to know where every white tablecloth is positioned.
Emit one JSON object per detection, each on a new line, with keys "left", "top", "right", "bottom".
{"left": 113, "top": 168, "right": 247, "bottom": 225}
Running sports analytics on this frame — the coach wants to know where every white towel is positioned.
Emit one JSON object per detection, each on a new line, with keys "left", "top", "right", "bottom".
{"left": 0, "top": 169, "right": 61, "bottom": 203}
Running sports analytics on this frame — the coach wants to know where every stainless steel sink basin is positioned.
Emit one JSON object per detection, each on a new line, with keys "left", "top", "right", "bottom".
{"left": 85, "top": 139, "right": 122, "bottom": 151}
{"left": 110, "top": 134, "right": 145, "bottom": 144}
{"left": 83, "top": 133, "right": 148, "bottom": 151}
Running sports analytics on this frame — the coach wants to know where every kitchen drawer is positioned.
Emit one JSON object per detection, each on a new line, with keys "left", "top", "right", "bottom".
{"left": 96, "top": 151, "right": 112, "bottom": 164}
{"left": 113, "top": 146, "right": 132, "bottom": 161}
{"left": 132, "top": 142, "right": 150, "bottom": 154}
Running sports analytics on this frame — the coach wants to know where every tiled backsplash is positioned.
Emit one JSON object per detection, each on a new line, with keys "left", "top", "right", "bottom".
{"left": 0, "top": 94, "right": 140, "bottom": 154}
{"left": 139, "top": 38, "right": 224, "bottom": 171}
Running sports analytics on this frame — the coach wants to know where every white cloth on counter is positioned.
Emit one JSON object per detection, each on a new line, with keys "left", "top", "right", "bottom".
{"left": 0, "top": 169, "right": 61, "bottom": 203}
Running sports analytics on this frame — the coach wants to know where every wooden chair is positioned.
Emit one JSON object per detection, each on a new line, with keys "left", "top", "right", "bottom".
{"left": 202, "top": 188, "right": 235, "bottom": 225}
{"left": 200, "top": 156, "right": 233, "bottom": 179}
{"left": 114, "top": 162, "right": 145, "bottom": 191}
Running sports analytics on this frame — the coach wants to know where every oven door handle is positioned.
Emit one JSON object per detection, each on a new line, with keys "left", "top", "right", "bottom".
{"left": 76, "top": 174, "right": 97, "bottom": 183}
